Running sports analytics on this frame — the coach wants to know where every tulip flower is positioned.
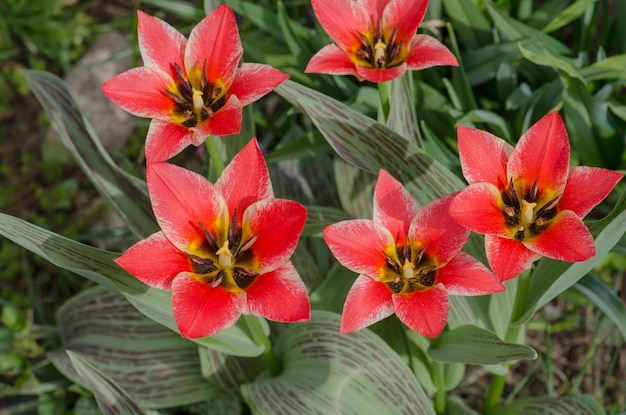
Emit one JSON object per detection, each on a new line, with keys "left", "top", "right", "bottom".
{"left": 115, "top": 139, "right": 310, "bottom": 338}
{"left": 305, "top": 0, "right": 458, "bottom": 83}
{"left": 449, "top": 112, "right": 623, "bottom": 282}
{"left": 323, "top": 170, "right": 503, "bottom": 337}
{"left": 102, "top": 6, "right": 289, "bottom": 163}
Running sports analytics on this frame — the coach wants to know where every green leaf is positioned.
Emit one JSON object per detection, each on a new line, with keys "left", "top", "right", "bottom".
{"left": 573, "top": 273, "right": 626, "bottom": 342}
{"left": 518, "top": 40, "right": 584, "bottom": 83}
{"left": 542, "top": 0, "right": 598, "bottom": 34}
{"left": 580, "top": 54, "right": 626, "bottom": 82}
{"left": 66, "top": 351, "right": 145, "bottom": 415}
{"left": 275, "top": 80, "right": 465, "bottom": 206}
{"left": 499, "top": 395, "right": 605, "bottom": 415}
{"left": 463, "top": 42, "right": 521, "bottom": 87}
{"left": 387, "top": 76, "right": 421, "bottom": 146}
{"left": 334, "top": 159, "right": 376, "bottom": 219}
{"left": 442, "top": 0, "right": 491, "bottom": 50}
{"left": 515, "top": 191, "right": 626, "bottom": 325}
{"left": 50, "top": 286, "right": 211, "bottom": 409}
{"left": 428, "top": 325, "right": 537, "bottom": 365}
{"left": 446, "top": 395, "right": 481, "bottom": 415}
{"left": 0, "top": 213, "right": 264, "bottom": 357}
{"left": 241, "top": 311, "right": 436, "bottom": 415}
{"left": 24, "top": 70, "right": 157, "bottom": 238}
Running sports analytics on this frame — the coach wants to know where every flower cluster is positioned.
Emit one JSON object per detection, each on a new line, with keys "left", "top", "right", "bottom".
{"left": 108, "top": 2, "right": 622, "bottom": 340}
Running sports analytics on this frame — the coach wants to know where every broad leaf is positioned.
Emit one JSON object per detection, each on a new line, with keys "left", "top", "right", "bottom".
{"left": 542, "top": 0, "right": 599, "bottom": 34}
{"left": 50, "top": 286, "right": 211, "bottom": 409}
{"left": 499, "top": 395, "right": 604, "bottom": 415}
{"left": 428, "top": 325, "right": 537, "bottom": 365}
{"left": 442, "top": 0, "right": 491, "bottom": 50}
{"left": 519, "top": 40, "right": 584, "bottom": 83}
{"left": 66, "top": 350, "right": 145, "bottom": 415}
{"left": 24, "top": 70, "right": 157, "bottom": 238}
{"left": 0, "top": 213, "right": 264, "bottom": 356}
{"left": 574, "top": 273, "right": 626, "bottom": 342}
{"left": 241, "top": 311, "right": 436, "bottom": 415}
{"left": 387, "top": 76, "right": 421, "bottom": 146}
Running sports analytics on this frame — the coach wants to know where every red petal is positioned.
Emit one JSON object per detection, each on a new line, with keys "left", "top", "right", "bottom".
{"left": 102, "top": 67, "right": 173, "bottom": 119}
{"left": 382, "top": 0, "right": 428, "bottom": 44}
{"left": 355, "top": 64, "right": 407, "bottom": 83}
{"left": 198, "top": 95, "right": 243, "bottom": 137}
{"left": 311, "top": 0, "right": 369, "bottom": 50}
{"left": 436, "top": 252, "right": 503, "bottom": 295}
{"left": 171, "top": 273, "right": 245, "bottom": 338}
{"left": 340, "top": 275, "right": 394, "bottom": 333}
{"left": 185, "top": 5, "right": 242, "bottom": 87}
{"left": 373, "top": 169, "right": 419, "bottom": 243}
{"left": 393, "top": 285, "right": 448, "bottom": 338}
{"left": 508, "top": 112, "right": 570, "bottom": 194}
{"left": 137, "top": 11, "right": 186, "bottom": 78}
{"left": 485, "top": 235, "right": 540, "bottom": 282}
{"left": 448, "top": 183, "right": 508, "bottom": 237}
{"left": 146, "top": 162, "right": 229, "bottom": 252}
{"left": 457, "top": 125, "right": 513, "bottom": 186}
{"left": 244, "top": 262, "right": 310, "bottom": 322}
{"left": 526, "top": 210, "right": 596, "bottom": 262}
{"left": 228, "top": 63, "right": 289, "bottom": 107}
{"left": 243, "top": 199, "right": 307, "bottom": 273}
{"left": 409, "top": 193, "right": 469, "bottom": 265}
{"left": 215, "top": 138, "right": 273, "bottom": 216}
{"left": 144, "top": 120, "right": 195, "bottom": 164}
{"left": 115, "top": 232, "right": 191, "bottom": 290}
{"left": 559, "top": 166, "right": 623, "bottom": 218}
{"left": 305, "top": 45, "right": 359, "bottom": 77}
{"left": 405, "top": 35, "right": 459, "bottom": 70}
{"left": 324, "top": 219, "right": 394, "bottom": 277}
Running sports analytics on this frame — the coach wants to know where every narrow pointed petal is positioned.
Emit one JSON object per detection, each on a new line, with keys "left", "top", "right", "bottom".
{"left": 340, "top": 275, "right": 394, "bottom": 333}
{"left": 559, "top": 166, "right": 623, "bottom": 218}
{"left": 311, "top": 0, "right": 369, "bottom": 50}
{"left": 185, "top": 5, "right": 242, "bottom": 87}
{"left": 216, "top": 138, "right": 273, "bottom": 216}
{"left": 244, "top": 262, "right": 310, "bottom": 322}
{"left": 144, "top": 120, "right": 195, "bottom": 164}
{"left": 485, "top": 235, "right": 540, "bottom": 282}
{"left": 508, "top": 112, "right": 570, "bottom": 193}
{"left": 137, "top": 10, "right": 186, "bottom": 77}
{"left": 197, "top": 95, "right": 243, "bottom": 137}
{"left": 146, "top": 162, "right": 229, "bottom": 251}
{"left": 373, "top": 169, "right": 419, "bottom": 242}
{"left": 243, "top": 199, "right": 307, "bottom": 273}
{"left": 393, "top": 285, "right": 448, "bottom": 338}
{"left": 324, "top": 220, "right": 394, "bottom": 277}
{"left": 405, "top": 35, "right": 459, "bottom": 70}
{"left": 449, "top": 183, "right": 508, "bottom": 238}
{"left": 115, "top": 232, "right": 191, "bottom": 290}
{"left": 409, "top": 194, "right": 469, "bottom": 265}
{"left": 457, "top": 125, "right": 513, "bottom": 186}
{"left": 526, "top": 211, "right": 596, "bottom": 262}
{"left": 171, "top": 273, "right": 245, "bottom": 338}
{"left": 382, "top": 0, "right": 428, "bottom": 43}
{"left": 305, "top": 44, "right": 359, "bottom": 77}
{"left": 228, "top": 63, "right": 289, "bottom": 107}
{"left": 355, "top": 64, "right": 406, "bottom": 83}
{"left": 102, "top": 67, "right": 173, "bottom": 119}
{"left": 436, "top": 252, "right": 503, "bottom": 296}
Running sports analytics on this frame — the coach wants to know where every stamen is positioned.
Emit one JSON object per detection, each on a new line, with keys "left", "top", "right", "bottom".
{"left": 199, "top": 222, "right": 218, "bottom": 251}
{"left": 237, "top": 233, "right": 258, "bottom": 255}
{"left": 216, "top": 240, "right": 233, "bottom": 268}
{"left": 527, "top": 178, "right": 539, "bottom": 203}
{"left": 211, "top": 270, "right": 224, "bottom": 288}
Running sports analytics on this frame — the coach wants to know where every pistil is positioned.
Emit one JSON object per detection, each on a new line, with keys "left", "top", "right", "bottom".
{"left": 216, "top": 240, "right": 233, "bottom": 268}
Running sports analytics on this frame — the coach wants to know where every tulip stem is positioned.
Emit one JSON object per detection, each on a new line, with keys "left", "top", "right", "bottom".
{"left": 244, "top": 315, "right": 281, "bottom": 376}
{"left": 433, "top": 361, "right": 447, "bottom": 414}
{"left": 482, "top": 270, "right": 531, "bottom": 415}
{"left": 378, "top": 81, "right": 390, "bottom": 120}
{"left": 205, "top": 136, "right": 225, "bottom": 178}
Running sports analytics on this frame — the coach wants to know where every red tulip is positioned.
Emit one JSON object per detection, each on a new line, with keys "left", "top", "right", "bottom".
{"left": 324, "top": 170, "right": 502, "bottom": 337}
{"left": 449, "top": 112, "right": 623, "bottom": 282}
{"left": 102, "top": 6, "right": 289, "bottom": 163}
{"left": 115, "top": 139, "right": 310, "bottom": 338}
{"left": 305, "top": 0, "right": 458, "bottom": 83}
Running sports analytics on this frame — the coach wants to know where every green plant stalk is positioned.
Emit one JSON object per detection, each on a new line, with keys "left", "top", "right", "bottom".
{"left": 205, "top": 136, "right": 225, "bottom": 178}
{"left": 483, "top": 270, "right": 531, "bottom": 415}
{"left": 244, "top": 314, "right": 282, "bottom": 376}
{"left": 378, "top": 81, "right": 390, "bottom": 121}
{"left": 433, "top": 361, "right": 447, "bottom": 414}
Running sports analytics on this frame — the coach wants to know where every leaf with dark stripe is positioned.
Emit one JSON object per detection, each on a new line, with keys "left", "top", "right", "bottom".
{"left": 500, "top": 395, "right": 604, "bottom": 415}
{"left": 24, "top": 70, "right": 157, "bottom": 238}
{"left": 241, "top": 310, "right": 436, "bottom": 415}
{"left": 387, "top": 77, "right": 422, "bottom": 147}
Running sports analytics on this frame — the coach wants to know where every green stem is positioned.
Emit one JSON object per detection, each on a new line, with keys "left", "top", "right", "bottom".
{"left": 433, "top": 361, "right": 447, "bottom": 414}
{"left": 204, "top": 136, "right": 224, "bottom": 178}
{"left": 378, "top": 81, "right": 390, "bottom": 121}
{"left": 482, "top": 270, "right": 531, "bottom": 415}
{"left": 243, "top": 315, "right": 281, "bottom": 376}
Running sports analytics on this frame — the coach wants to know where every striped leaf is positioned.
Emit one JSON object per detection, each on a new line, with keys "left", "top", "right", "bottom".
{"left": 0, "top": 213, "right": 264, "bottom": 357}
{"left": 499, "top": 395, "right": 604, "bottom": 415}
{"left": 241, "top": 310, "right": 436, "bottom": 415}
